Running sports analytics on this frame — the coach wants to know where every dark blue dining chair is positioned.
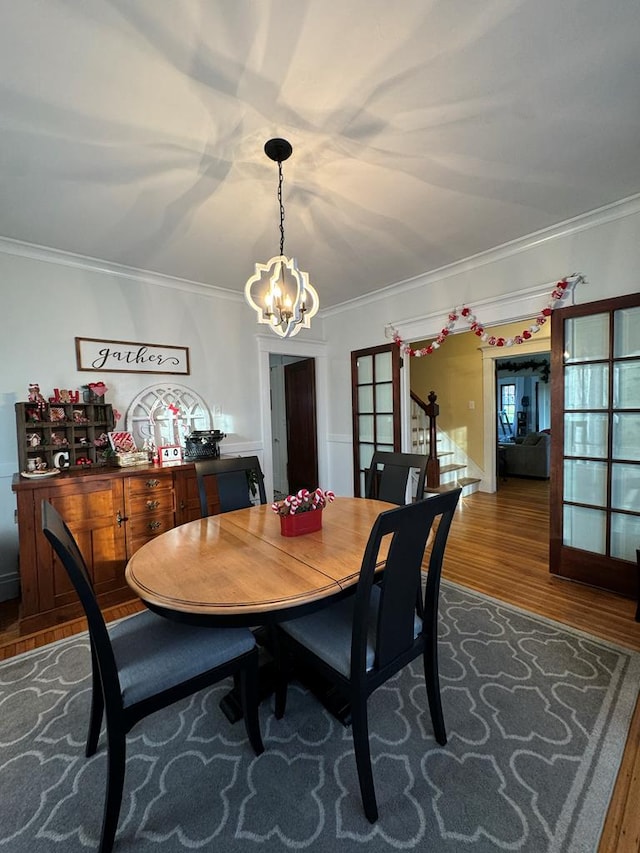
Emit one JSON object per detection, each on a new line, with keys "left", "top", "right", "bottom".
{"left": 274, "top": 489, "right": 461, "bottom": 823}
{"left": 195, "top": 455, "right": 267, "bottom": 516}
{"left": 364, "top": 450, "right": 428, "bottom": 504}
{"left": 41, "top": 500, "right": 264, "bottom": 853}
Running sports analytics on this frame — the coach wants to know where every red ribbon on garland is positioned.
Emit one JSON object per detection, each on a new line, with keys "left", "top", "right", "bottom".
{"left": 387, "top": 274, "right": 585, "bottom": 356}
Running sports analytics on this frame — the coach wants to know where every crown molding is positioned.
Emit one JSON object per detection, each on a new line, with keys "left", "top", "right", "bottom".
{"left": 0, "top": 236, "right": 244, "bottom": 303}
{"left": 2, "top": 193, "right": 639, "bottom": 314}
{"left": 322, "top": 193, "right": 640, "bottom": 319}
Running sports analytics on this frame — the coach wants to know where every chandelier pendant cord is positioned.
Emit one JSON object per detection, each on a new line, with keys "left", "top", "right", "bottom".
{"left": 277, "top": 160, "right": 286, "bottom": 257}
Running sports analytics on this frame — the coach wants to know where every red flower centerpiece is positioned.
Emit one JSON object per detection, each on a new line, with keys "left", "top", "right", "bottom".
{"left": 272, "top": 488, "right": 335, "bottom": 537}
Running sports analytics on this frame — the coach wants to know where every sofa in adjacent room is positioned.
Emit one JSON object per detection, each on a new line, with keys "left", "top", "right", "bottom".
{"left": 501, "top": 432, "right": 551, "bottom": 479}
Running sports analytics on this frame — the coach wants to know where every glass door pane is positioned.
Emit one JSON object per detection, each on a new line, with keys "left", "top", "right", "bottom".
{"left": 375, "top": 351, "right": 392, "bottom": 382}
{"left": 563, "top": 460, "right": 607, "bottom": 506}
{"left": 564, "top": 314, "right": 609, "bottom": 362}
{"left": 612, "top": 414, "right": 640, "bottom": 461}
{"left": 611, "top": 462, "right": 640, "bottom": 511}
{"left": 564, "top": 364, "right": 609, "bottom": 409}
{"left": 614, "top": 306, "right": 640, "bottom": 357}
{"left": 613, "top": 360, "right": 640, "bottom": 408}
{"left": 564, "top": 413, "right": 608, "bottom": 458}
{"left": 563, "top": 505, "right": 606, "bottom": 554}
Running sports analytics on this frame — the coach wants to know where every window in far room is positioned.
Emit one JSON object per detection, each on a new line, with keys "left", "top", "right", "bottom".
{"left": 499, "top": 383, "right": 516, "bottom": 439}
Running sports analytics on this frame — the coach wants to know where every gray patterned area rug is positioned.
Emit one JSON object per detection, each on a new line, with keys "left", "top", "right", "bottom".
{"left": 2, "top": 581, "right": 639, "bottom": 852}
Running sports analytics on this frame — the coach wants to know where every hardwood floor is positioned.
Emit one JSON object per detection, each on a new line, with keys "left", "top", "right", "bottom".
{"left": 1, "top": 478, "right": 638, "bottom": 850}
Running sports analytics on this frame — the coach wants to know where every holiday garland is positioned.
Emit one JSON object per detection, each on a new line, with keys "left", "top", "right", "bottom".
{"left": 387, "top": 274, "right": 585, "bottom": 357}
{"left": 496, "top": 358, "right": 550, "bottom": 383}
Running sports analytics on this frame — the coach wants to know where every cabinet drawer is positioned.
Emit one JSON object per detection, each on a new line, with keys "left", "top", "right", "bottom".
{"left": 128, "top": 511, "right": 175, "bottom": 540}
{"left": 125, "top": 473, "right": 173, "bottom": 499}
{"left": 126, "top": 488, "right": 174, "bottom": 517}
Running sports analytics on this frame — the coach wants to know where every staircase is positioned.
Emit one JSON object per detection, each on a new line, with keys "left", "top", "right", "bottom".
{"left": 410, "top": 396, "right": 481, "bottom": 497}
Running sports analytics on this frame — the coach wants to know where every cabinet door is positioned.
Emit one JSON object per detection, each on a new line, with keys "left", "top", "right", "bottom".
{"left": 37, "top": 479, "right": 127, "bottom": 612}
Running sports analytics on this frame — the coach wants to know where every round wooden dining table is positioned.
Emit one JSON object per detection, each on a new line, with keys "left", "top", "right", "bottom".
{"left": 126, "top": 496, "right": 396, "bottom": 723}
{"left": 125, "top": 497, "right": 395, "bottom": 627}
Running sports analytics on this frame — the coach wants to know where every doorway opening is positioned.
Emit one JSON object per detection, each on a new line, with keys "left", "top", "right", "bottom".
{"left": 495, "top": 354, "right": 551, "bottom": 443}
{"left": 269, "top": 354, "right": 318, "bottom": 498}
{"left": 494, "top": 352, "right": 551, "bottom": 490}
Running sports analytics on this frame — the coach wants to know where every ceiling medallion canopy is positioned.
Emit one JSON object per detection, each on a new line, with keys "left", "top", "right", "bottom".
{"left": 244, "top": 138, "right": 319, "bottom": 338}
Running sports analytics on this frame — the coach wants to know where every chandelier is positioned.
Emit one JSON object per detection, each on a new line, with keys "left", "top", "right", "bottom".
{"left": 244, "top": 138, "right": 319, "bottom": 338}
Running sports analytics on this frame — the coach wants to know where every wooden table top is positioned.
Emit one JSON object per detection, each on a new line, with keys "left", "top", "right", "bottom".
{"left": 125, "top": 497, "right": 395, "bottom": 621}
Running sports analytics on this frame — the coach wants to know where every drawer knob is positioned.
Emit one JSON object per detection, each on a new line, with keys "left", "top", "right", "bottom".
{"left": 148, "top": 520, "right": 162, "bottom": 531}
{"left": 145, "top": 479, "right": 160, "bottom": 488}
{"left": 146, "top": 500, "right": 160, "bottom": 510}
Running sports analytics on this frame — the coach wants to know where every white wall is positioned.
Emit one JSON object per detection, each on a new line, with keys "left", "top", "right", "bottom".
{"left": 0, "top": 246, "right": 281, "bottom": 598}
{"left": 321, "top": 196, "right": 640, "bottom": 497}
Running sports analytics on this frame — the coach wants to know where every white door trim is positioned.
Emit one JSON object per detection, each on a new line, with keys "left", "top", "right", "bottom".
{"left": 480, "top": 338, "right": 550, "bottom": 491}
{"left": 256, "top": 335, "right": 329, "bottom": 501}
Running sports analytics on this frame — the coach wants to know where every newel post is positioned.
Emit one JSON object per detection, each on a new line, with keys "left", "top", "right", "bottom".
{"left": 425, "top": 391, "right": 440, "bottom": 488}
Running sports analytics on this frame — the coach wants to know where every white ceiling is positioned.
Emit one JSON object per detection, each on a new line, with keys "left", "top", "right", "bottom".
{"left": 1, "top": 0, "right": 639, "bottom": 308}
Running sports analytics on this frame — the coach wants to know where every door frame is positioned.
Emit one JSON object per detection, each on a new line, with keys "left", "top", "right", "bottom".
{"left": 394, "top": 280, "right": 559, "bottom": 491}
{"left": 351, "top": 343, "right": 402, "bottom": 496}
{"left": 256, "top": 334, "right": 329, "bottom": 501}
{"left": 481, "top": 338, "right": 551, "bottom": 490}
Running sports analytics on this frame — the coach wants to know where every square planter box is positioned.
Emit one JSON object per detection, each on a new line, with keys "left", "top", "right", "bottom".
{"left": 280, "top": 508, "right": 323, "bottom": 537}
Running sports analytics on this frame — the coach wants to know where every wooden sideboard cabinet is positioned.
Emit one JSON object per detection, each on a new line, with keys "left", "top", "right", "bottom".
{"left": 12, "top": 462, "right": 219, "bottom": 633}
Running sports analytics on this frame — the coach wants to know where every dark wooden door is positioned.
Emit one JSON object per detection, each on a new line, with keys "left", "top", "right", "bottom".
{"left": 351, "top": 344, "right": 402, "bottom": 496}
{"left": 550, "top": 293, "right": 640, "bottom": 596}
{"left": 285, "top": 358, "right": 318, "bottom": 493}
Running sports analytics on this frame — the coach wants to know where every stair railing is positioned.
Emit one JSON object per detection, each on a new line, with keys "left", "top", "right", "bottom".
{"left": 411, "top": 390, "right": 441, "bottom": 488}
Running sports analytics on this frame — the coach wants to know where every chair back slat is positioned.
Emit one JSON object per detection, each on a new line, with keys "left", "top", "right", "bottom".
{"left": 422, "top": 492, "right": 460, "bottom": 630}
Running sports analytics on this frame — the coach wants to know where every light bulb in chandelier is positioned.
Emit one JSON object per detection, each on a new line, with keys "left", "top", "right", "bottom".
{"left": 244, "top": 138, "right": 319, "bottom": 338}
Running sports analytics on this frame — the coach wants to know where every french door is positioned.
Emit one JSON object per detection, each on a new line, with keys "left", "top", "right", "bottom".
{"left": 351, "top": 344, "right": 401, "bottom": 496}
{"left": 550, "top": 293, "right": 640, "bottom": 596}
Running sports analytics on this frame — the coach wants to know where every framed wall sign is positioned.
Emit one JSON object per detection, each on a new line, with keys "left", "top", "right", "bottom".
{"left": 75, "top": 337, "right": 190, "bottom": 375}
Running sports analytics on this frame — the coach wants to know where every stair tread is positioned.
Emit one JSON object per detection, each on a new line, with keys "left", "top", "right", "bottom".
{"left": 424, "top": 483, "right": 461, "bottom": 494}
{"left": 439, "top": 463, "right": 466, "bottom": 474}
{"left": 410, "top": 450, "right": 454, "bottom": 459}
{"left": 458, "top": 477, "right": 481, "bottom": 486}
